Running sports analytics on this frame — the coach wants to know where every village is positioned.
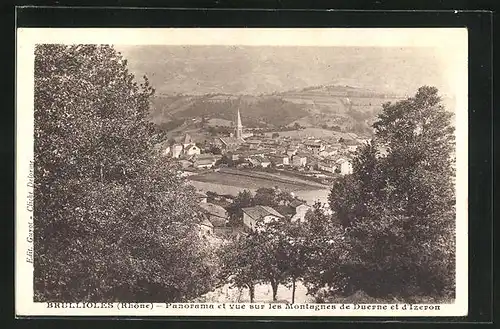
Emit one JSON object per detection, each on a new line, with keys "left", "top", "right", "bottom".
{"left": 155, "top": 108, "right": 371, "bottom": 242}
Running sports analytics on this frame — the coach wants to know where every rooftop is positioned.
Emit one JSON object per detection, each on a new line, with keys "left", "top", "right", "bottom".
{"left": 220, "top": 137, "right": 245, "bottom": 145}
{"left": 242, "top": 205, "right": 284, "bottom": 221}
{"left": 199, "top": 202, "right": 228, "bottom": 219}
{"left": 335, "top": 158, "right": 351, "bottom": 164}
{"left": 195, "top": 153, "right": 216, "bottom": 160}
{"left": 295, "top": 153, "right": 309, "bottom": 158}
{"left": 289, "top": 199, "right": 307, "bottom": 208}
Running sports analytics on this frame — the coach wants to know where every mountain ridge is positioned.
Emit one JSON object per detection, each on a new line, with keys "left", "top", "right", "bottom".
{"left": 116, "top": 45, "right": 451, "bottom": 97}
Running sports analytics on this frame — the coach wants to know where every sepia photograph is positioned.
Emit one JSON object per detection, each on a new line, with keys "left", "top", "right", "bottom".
{"left": 16, "top": 28, "right": 468, "bottom": 316}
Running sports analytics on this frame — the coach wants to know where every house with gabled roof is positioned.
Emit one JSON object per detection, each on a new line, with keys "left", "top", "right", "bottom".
{"left": 260, "top": 157, "right": 271, "bottom": 168}
{"left": 318, "top": 161, "right": 337, "bottom": 173}
{"left": 291, "top": 153, "right": 308, "bottom": 167}
{"left": 319, "top": 147, "right": 339, "bottom": 158}
{"left": 185, "top": 144, "right": 201, "bottom": 156}
{"left": 219, "top": 137, "right": 245, "bottom": 151}
{"left": 304, "top": 141, "right": 325, "bottom": 153}
{"left": 199, "top": 202, "right": 233, "bottom": 235}
{"left": 242, "top": 205, "right": 284, "bottom": 232}
{"left": 247, "top": 157, "right": 261, "bottom": 167}
{"left": 193, "top": 154, "right": 217, "bottom": 169}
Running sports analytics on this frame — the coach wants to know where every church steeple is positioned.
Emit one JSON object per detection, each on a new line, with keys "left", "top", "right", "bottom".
{"left": 236, "top": 109, "right": 243, "bottom": 139}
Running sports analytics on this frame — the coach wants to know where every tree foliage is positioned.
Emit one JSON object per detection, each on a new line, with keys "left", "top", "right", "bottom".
{"left": 218, "top": 218, "right": 313, "bottom": 303}
{"left": 327, "top": 86, "right": 455, "bottom": 299}
{"left": 34, "top": 44, "right": 216, "bottom": 302}
{"left": 217, "top": 236, "right": 262, "bottom": 302}
{"left": 252, "top": 188, "right": 279, "bottom": 207}
{"left": 226, "top": 190, "right": 254, "bottom": 225}
{"left": 298, "top": 203, "right": 348, "bottom": 297}
{"left": 249, "top": 221, "right": 294, "bottom": 302}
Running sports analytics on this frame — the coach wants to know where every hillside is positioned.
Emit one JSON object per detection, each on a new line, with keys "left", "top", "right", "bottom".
{"left": 150, "top": 93, "right": 310, "bottom": 128}
{"left": 149, "top": 83, "right": 403, "bottom": 136}
{"left": 148, "top": 83, "right": 456, "bottom": 141}
{"left": 115, "top": 45, "right": 456, "bottom": 134}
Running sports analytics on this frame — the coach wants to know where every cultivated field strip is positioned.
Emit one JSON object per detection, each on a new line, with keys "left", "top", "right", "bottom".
{"left": 217, "top": 168, "right": 327, "bottom": 189}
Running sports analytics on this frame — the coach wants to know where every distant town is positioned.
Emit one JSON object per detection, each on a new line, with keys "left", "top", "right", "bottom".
{"left": 154, "top": 107, "right": 373, "bottom": 241}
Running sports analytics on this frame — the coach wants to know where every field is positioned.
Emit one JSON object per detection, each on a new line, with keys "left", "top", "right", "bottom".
{"left": 190, "top": 168, "right": 325, "bottom": 190}
{"left": 188, "top": 169, "right": 331, "bottom": 205}
{"left": 190, "top": 173, "right": 312, "bottom": 192}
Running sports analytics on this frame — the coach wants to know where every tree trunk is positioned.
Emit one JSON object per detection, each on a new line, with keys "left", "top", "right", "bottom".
{"left": 291, "top": 278, "right": 296, "bottom": 304}
{"left": 248, "top": 284, "right": 255, "bottom": 303}
{"left": 270, "top": 280, "right": 278, "bottom": 301}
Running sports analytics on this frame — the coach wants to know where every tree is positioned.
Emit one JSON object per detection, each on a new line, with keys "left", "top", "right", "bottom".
{"left": 272, "top": 132, "right": 280, "bottom": 138}
{"left": 277, "top": 191, "right": 295, "bottom": 206}
{"left": 206, "top": 191, "right": 218, "bottom": 203}
{"left": 218, "top": 221, "right": 291, "bottom": 303}
{"left": 217, "top": 235, "right": 262, "bottom": 302}
{"left": 226, "top": 190, "right": 254, "bottom": 226}
{"left": 253, "top": 187, "right": 279, "bottom": 207}
{"left": 280, "top": 221, "right": 310, "bottom": 303}
{"left": 252, "top": 222, "right": 290, "bottom": 301}
{"left": 301, "top": 203, "right": 347, "bottom": 299}
{"left": 33, "top": 45, "right": 216, "bottom": 302}
{"left": 328, "top": 86, "right": 455, "bottom": 299}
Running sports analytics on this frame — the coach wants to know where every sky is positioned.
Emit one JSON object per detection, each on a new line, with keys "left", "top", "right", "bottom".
{"left": 115, "top": 45, "right": 456, "bottom": 98}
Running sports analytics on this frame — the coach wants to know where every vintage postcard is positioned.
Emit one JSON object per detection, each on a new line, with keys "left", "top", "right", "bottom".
{"left": 16, "top": 28, "right": 468, "bottom": 317}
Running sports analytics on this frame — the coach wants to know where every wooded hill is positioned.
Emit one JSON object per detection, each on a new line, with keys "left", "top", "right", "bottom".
{"left": 149, "top": 84, "right": 405, "bottom": 135}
